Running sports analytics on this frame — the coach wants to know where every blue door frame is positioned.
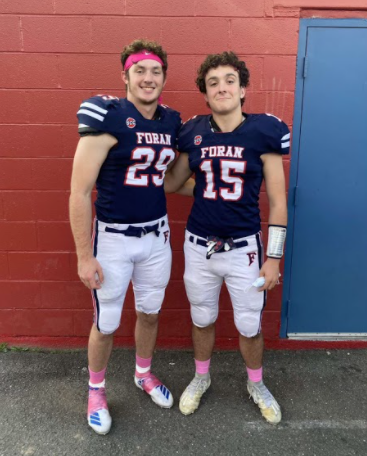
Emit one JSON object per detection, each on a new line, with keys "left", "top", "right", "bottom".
{"left": 280, "top": 18, "right": 367, "bottom": 338}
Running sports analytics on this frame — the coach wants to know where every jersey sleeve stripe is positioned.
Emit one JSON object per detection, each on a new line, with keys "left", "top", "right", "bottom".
{"left": 80, "top": 102, "right": 108, "bottom": 115}
{"left": 281, "top": 133, "right": 290, "bottom": 141}
{"left": 77, "top": 109, "right": 105, "bottom": 122}
{"left": 281, "top": 141, "right": 290, "bottom": 148}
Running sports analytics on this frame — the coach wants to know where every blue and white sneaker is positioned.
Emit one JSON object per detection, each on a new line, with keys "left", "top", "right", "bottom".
{"left": 87, "top": 381, "right": 112, "bottom": 435}
{"left": 134, "top": 374, "right": 173, "bottom": 408}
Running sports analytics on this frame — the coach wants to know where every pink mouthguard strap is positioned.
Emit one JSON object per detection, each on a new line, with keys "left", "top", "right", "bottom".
{"left": 124, "top": 51, "right": 164, "bottom": 71}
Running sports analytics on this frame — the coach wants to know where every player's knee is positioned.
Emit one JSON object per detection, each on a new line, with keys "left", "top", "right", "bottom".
{"left": 98, "top": 321, "right": 120, "bottom": 335}
{"left": 234, "top": 313, "right": 260, "bottom": 338}
{"left": 96, "top": 303, "right": 123, "bottom": 334}
{"left": 135, "top": 289, "right": 164, "bottom": 314}
{"left": 91, "top": 323, "right": 116, "bottom": 338}
{"left": 191, "top": 305, "right": 217, "bottom": 328}
{"left": 136, "top": 311, "right": 159, "bottom": 327}
{"left": 97, "top": 326, "right": 117, "bottom": 336}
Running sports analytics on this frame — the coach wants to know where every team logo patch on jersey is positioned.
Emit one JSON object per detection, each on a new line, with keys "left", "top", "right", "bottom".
{"left": 126, "top": 117, "right": 136, "bottom": 129}
{"left": 247, "top": 252, "right": 257, "bottom": 266}
{"left": 194, "top": 135, "right": 202, "bottom": 146}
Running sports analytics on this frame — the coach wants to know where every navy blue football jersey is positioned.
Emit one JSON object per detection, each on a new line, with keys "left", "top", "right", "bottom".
{"left": 77, "top": 95, "right": 181, "bottom": 223}
{"left": 177, "top": 113, "right": 290, "bottom": 238}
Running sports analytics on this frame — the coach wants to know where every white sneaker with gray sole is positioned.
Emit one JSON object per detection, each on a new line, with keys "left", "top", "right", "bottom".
{"left": 179, "top": 374, "right": 211, "bottom": 415}
{"left": 247, "top": 380, "right": 282, "bottom": 425}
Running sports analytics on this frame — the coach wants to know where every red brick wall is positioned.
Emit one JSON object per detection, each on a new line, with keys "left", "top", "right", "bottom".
{"left": 1, "top": 0, "right": 359, "bottom": 348}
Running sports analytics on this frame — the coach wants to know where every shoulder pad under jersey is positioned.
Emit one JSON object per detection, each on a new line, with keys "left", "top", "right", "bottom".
{"left": 77, "top": 95, "right": 120, "bottom": 136}
{"left": 254, "top": 113, "right": 290, "bottom": 155}
{"left": 159, "top": 104, "right": 182, "bottom": 131}
{"left": 177, "top": 115, "right": 207, "bottom": 152}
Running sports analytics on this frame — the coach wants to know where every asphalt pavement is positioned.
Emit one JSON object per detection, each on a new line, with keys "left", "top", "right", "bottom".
{"left": 1, "top": 348, "right": 367, "bottom": 456}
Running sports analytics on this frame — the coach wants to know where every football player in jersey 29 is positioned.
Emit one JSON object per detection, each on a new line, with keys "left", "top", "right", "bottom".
{"left": 164, "top": 52, "right": 290, "bottom": 424}
{"left": 69, "top": 39, "right": 183, "bottom": 435}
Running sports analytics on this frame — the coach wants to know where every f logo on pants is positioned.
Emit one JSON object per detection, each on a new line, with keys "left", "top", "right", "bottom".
{"left": 247, "top": 252, "right": 257, "bottom": 266}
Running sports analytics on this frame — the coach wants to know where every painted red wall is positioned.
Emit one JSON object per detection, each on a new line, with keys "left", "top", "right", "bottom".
{"left": 0, "top": 0, "right": 365, "bottom": 348}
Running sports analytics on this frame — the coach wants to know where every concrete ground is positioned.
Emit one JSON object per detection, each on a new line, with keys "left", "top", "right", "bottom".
{"left": 1, "top": 348, "right": 367, "bottom": 456}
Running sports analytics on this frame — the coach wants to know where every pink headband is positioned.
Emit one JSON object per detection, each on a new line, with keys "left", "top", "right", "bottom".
{"left": 124, "top": 51, "right": 164, "bottom": 71}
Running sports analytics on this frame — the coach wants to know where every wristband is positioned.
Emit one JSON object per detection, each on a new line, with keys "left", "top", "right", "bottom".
{"left": 266, "top": 225, "right": 287, "bottom": 259}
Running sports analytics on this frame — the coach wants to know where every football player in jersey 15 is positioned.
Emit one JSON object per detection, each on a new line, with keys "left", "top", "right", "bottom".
{"left": 69, "top": 39, "right": 183, "bottom": 435}
{"left": 164, "top": 52, "right": 290, "bottom": 424}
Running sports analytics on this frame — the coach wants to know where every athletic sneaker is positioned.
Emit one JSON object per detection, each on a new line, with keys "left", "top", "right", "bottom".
{"left": 134, "top": 374, "right": 173, "bottom": 408}
{"left": 179, "top": 374, "right": 211, "bottom": 415}
{"left": 87, "top": 381, "right": 112, "bottom": 435}
{"left": 247, "top": 380, "right": 282, "bottom": 424}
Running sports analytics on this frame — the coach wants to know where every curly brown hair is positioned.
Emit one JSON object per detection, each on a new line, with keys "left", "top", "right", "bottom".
{"left": 196, "top": 52, "right": 250, "bottom": 106}
{"left": 120, "top": 39, "right": 168, "bottom": 77}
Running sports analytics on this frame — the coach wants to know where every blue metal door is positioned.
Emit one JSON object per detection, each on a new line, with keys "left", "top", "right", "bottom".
{"left": 281, "top": 20, "right": 367, "bottom": 338}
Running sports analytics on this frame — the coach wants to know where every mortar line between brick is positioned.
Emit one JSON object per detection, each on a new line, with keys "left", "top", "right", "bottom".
{"left": 19, "top": 17, "right": 24, "bottom": 51}
{"left": 0, "top": 88, "right": 295, "bottom": 93}
{"left": 35, "top": 220, "right": 40, "bottom": 256}
{"left": 55, "top": 53, "right": 62, "bottom": 89}
{"left": 89, "top": 16, "right": 93, "bottom": 53}
{"left": 0, "top": 51, "right": 297, "bottom": 57}
{"left": 3, "top": 13, "right": 293, "bottom": 18}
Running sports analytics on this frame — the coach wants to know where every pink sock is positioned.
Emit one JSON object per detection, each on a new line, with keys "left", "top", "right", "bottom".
{"left": 89, "top": 366, "right": 106, "bottom": 385}
{"left": 135, "top": 354, "right": 152, "bottom": 378}
{"left": 247, "top": 366, "right": 263, "bottom": 383}
{"left": 195, "top": 358, "right": 211, "bottom": 375}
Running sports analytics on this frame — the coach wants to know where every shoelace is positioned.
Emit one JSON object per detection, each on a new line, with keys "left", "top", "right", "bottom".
{"left": 88, "top": 387, "right": 107, "bottom": 414}
{"left": 187, "top": 377, "right": 208, "bottom": 396}
{"left": 253, "top": 383, "right": 274, "bottom": 408}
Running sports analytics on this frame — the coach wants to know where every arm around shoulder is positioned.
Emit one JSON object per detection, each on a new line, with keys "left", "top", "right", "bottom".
{"left": 164, "top": 152, "right": 193, "bottom": 194}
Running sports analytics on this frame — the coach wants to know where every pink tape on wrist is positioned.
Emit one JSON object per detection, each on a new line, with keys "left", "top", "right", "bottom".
{"left": 124, "top": 51, "right": 164, "bottom": 71}
{"left": 247, "top": 366, "right": 263, "bottom": 383}
{"left": 195, "top": 358, "right": 211, "bottom": 375}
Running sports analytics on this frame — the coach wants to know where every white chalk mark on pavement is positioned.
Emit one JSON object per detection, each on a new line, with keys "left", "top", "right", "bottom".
{"left": 245, "top": 420, "right": 367, "bottom": 431}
